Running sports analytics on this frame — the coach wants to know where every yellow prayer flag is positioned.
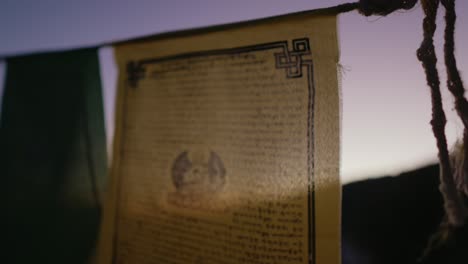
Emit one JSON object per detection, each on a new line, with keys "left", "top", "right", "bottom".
{"left": 98, "top": 10, "right": 340, "bottom": 264}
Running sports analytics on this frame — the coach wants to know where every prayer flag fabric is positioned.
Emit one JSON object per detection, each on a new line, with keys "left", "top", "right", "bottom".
{"left": 1, "top": 48, "right": 107, "bottom": 264}
{"left": 98, "top": 10, "right": 340, "bottom": 264}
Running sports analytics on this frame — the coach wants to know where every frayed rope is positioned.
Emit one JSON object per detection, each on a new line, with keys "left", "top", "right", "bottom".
{"left": 418, "top": 0, "right": 468, "bottom": 227}
{"left": 441, "top": 0, "right": 468, "bottom": 201}
{"left": 335, "top": 0, "right": 468, "bottom": 227}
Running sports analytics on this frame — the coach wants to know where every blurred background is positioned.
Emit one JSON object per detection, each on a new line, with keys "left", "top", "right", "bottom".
{"left": 4, "top": 1, "right": 468, "bottom": 263}
{"left": 1, "top": 0, "right": 467, "bottom": 183}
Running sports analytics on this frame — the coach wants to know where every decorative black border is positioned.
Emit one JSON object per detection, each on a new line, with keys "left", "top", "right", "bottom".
{"left": 127, "top": 38, "right": 312, "bottom": 87}
{"left": 118, "top": 38, "right": 316, "bottom": 264}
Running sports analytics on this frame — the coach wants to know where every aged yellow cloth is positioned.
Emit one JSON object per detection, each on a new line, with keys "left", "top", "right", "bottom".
{"left": 98, "top": 10, "right": 340, "bottom": 264}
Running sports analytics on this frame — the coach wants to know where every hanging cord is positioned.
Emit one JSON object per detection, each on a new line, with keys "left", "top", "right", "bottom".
{"left": 329, "top": 0, "right": 418, "bottom": 16}
{"left": 441, "top": 0, "right": 468, "bottom": 198}
{"left": 0, "top": 0, "right": 420, "bottom": 60}
{"left": 417, "top": 0, "right": 467, "bottom": 227}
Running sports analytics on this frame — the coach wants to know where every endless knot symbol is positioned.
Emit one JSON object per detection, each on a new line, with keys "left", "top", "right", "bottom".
{"left": 275, "top": 38, "right": 311, "bottom": 78}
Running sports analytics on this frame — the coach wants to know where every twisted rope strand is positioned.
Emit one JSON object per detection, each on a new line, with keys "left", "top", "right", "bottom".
{"left": 441, "top": 0, "right": 468, "bottom": 197}
{"left": 418, "top": 0, "right": 467, "bottom": 227}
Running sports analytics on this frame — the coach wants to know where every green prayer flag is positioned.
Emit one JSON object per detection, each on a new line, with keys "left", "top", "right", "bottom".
{"left": 1, "top": 48, "right": 107, "bottom": 264}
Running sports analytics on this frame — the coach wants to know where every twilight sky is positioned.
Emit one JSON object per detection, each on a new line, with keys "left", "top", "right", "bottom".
{"left": 0, "top": 0, "right": 467, "bottom": 183}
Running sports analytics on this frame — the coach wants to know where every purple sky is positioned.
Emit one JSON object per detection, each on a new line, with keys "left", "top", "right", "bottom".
{"left": 1, "top": 0, "right": 467, "bottom": 183}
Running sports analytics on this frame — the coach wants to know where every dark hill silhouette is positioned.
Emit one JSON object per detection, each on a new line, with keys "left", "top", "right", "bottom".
{"left": 342, "top": 164, "right": 444, "bottom": 264}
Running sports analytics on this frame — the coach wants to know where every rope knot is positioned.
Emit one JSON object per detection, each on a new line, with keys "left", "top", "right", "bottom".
{"left": 417, "top": 43, "right": 436, "bottom": 63}
{"left": 358, "top": 0, "right": 418, "bottom": 16}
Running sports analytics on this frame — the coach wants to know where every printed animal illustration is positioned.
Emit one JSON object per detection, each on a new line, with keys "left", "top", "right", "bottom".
{"left": 171, "top": 151, "right": 226, "bottom": 196}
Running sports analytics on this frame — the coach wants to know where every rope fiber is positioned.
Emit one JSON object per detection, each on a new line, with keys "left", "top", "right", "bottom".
{"left": 417, "top": 0, "right": 468, "bottom": 227}
{"left": 337, "top": 0, "right": 468, "bottom": 228}
{"left": 441, "top": 0, "right": 468, "bottom": 199}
